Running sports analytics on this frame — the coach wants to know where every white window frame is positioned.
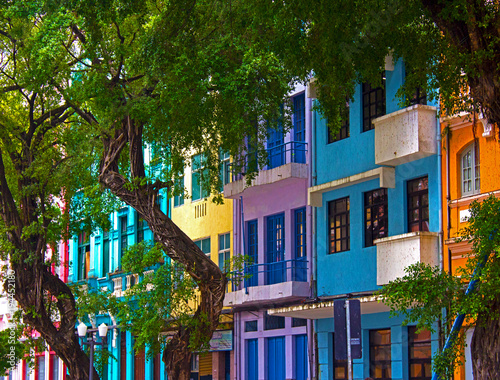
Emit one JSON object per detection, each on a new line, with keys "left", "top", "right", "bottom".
{"left": 461, "top": 143, "right": 480, "bottom": 197}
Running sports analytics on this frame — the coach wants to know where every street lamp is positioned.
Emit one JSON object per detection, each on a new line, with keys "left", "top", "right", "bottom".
{"left": 78, "top": 322, "right": 108, "bottom": 380}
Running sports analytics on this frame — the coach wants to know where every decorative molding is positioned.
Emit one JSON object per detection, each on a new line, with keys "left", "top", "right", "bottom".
{"left": 449, "top": 190, "right": 500, "bottom": 208}
{"left": 308, "top": 167, "right": 395, "bottom": 207}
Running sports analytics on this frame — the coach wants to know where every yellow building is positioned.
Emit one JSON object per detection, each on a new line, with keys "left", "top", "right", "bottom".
{"left": 171, "top": 152, "right": 233, "bottom": 380}
{"left": 441, "top": 113, "right": 500, "bottom": 379}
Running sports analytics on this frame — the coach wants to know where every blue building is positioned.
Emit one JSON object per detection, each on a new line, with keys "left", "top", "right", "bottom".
{"left": 270, "top": 61, "right": 442, "bottom": 380}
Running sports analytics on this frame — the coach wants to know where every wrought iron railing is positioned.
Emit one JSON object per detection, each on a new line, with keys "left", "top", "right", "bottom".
{"left": 230, "top": 258, "right": 308, "bottom": 292}
{"left": 230, "top": 141, "right": 308, "bottom": 181}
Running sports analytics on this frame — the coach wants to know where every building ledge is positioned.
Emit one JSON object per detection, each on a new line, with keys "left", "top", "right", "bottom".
{"left": 448, "top": 190, "right": 500, "bottom": 209}
{"left": 223, "top": 281, "right": 310, "bottom": 308}
{"left": 224, "top": 162, "right": 308, "bottom": 199}
{"left": 374, "top": 104, "right": 438, "bottom": 166}
{"left": 308, "top": 167, "right": 395, "bottom": 207}
{"left": 267, "top": 295, "right": 390, "bottom": 319}
{"left": 375, "top": 231, "right": 439, "bottom": 286}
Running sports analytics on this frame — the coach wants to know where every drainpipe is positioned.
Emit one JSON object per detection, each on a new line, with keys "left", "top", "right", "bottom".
{"left": 437, "top": 113, "right": 444, "bottom": 272}
{"left": 446, "top": 130, "right": 452, "bottom": 274}
{"left": 431, "top": 251, "right": 491, "bottom": 380}
{"left": 310, "top": 95, "right": 318, "bottom": 380}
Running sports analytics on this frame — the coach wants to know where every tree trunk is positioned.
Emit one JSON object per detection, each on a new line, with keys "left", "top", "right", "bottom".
{"left": 9, "top": 262, "right": 99, "bottom": 380}
{"left": 0, "top": 148, "right": 97, "bottom": 380}
{"left": 98, "top": 120, "right": 227, "bottom": 378}
{"left": 163, "top": 327, "right": 193, "bottom": 380}
{"left": 471, "top": 294, "right": 500, "bottom": 380}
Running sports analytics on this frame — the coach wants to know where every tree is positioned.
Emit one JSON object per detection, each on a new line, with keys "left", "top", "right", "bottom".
{"left": 0, "top": 1, "right": 296, "bottom": 379}
{"left": 381, "top": 196, "right": 500, "bottom": 379}
{"left": 252, "top": 1, "right": 500, "bottom": 378}
{"left": 0, "top": 328, "right": 27, "bottom": 374}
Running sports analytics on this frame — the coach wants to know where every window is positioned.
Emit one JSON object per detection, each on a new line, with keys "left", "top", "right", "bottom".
{"left": 333, "top": 333, "right": 348, "bottom": 380}
{"left": 264, "top": 312, "right": 285, "bottom": 330}
{"left": 407, "top": 177, "right": 429, "bottom": 232}
{"left": 370, "top": 329, "right": 391, "bottom": 380}
{"left": 246, "top": 220, "right": 258, "bottom": 287}
{"left": 220, "top": 151, "right": 231, "bottom": 188}
{"left": 328, "top": 197, "right": 350, "bottom": 253}
{"left": 292, "top": 318, "right": 307, "bottom": 328}
{"left": 364, "top": 189, "right": 388, "bottom": 247}
{"left": 293, "top": 93, "right": 306, "bottom": 163}
{"left": 410, "top": 87, "right": 427, "bottom": 106}
{"left": 190, "top": 354, "right": 199, "bottom": 373}
{"left": 173, "top": 176, "right": 184, "bottom": 207}
{"left": 218, "top": 233, "right": 230, "bottom": 271}
{"left": 362, "top": 79, "right": 386, "bottom": 132}
{"left": 409, "top": 327, "right": 432, "bottom": 380}
{"left": 195, "top": 237, "right": 211, "bottom": 256}
{"left": 245, "top": 320, "right": 258, "bottom": 332}
{"left": 266, "top": 213, "right": 285, "bottom": 284}
{"left": 267, "top": 108, "right": 285, "bottom": 169}
{"left": 192, "top": 154, "right": 209, "bottom": 201}
{"left": 120, "top": 215, "right": 128, "bottom": 267}
{"left": 77, "top": 232, "right": 90, "bottom": 281}
{"left": 102, "top": 230, "right": 110, "bottom": 276}
{"left": 136, "top": 214, "right": 146, "bottom": 243}
{"left": 36, "top": 356, "right": 45, "bottom": 380}
{"left": 50, "top": 355, "right": 59, "bottom": 380}
{"left": 461, "top": 143, "right": 480, "bottom": 196}
{"left": 294, "top": 208, "right": 306, "bottom": 259}
{"left": 294, "top": 208, "right": 307, "bottom": 281}
{"left": 328, "top": 102, "right": 350, "bottom": 143}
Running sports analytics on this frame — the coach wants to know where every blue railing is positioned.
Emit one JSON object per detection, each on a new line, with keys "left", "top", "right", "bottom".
{"left": 231, "top": 258, "right": 308, "bottom": 291}
{"left": 231, "top": 141, "right": 308, "bottom": 180}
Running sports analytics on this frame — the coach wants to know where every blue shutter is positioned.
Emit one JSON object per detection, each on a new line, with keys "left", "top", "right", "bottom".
{"left": 295, "top": 334, "right": 308, "bottom": 380}
{"left": 267, "top": 337, "right": 286, "bottom": 380}
{"left": 294, "top": 208, "right": 307, "bottom": 281}
{"left": 293, "top": 93, "right": 306, "bottom": 163}
{"left": 246, "top": 339, "right": 258, "bottom": 380}
{"left": 267, "top": 114, "right": 284, "bottom": 169}
{"left": 267, "top": 213, "right": 285, "bottom": 284}
{"left": 246, "top": 220, "right": 258, "bottom": 287}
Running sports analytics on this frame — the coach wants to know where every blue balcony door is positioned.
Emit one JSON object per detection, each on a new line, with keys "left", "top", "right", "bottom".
{"left": 293, "top": 93, "right": 306, "bottom": 164}
{"left": 267, "top": 337, "right": 286, "bottom": 380}
{"left": 267, "top": 213, "right": 285, "bottom": 284}
{"left": 267, "top": 122, "right": 284, "bottom": 169}
{"left": 246, "top": 339, "right": 258, "bottom": 380}
{"left": 294, "top": 208, "right": 307, "bottom": 282}
{"left": 295, "top": 334, "right": 308, "bottom": 380}
{"left": 245, "top": 220, "right": 259, "bottom": 288}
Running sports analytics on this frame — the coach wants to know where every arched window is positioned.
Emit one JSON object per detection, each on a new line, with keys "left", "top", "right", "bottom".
{"left": 461, "top": 143, "right": 480, "bottom": 196}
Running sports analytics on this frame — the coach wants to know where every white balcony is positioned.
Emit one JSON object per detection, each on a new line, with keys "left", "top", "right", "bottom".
{"left": 223, "top": 281, "right": 310, "bottom": 308}
{"left": 223, "top": 259, "right": 310, "bottom": 307}
{"left": 374, "top": 105, "right": 438, "bottom": 166}
{"left": 375, "top": 231, "right": 439, "bottom": 286}
{"left": 224, "top": 141, "right": 308, "bottom": 199}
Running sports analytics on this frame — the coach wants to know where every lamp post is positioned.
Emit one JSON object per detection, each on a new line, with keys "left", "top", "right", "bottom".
{"left": 77, "top": 322, "right": 109, "bottom": 380}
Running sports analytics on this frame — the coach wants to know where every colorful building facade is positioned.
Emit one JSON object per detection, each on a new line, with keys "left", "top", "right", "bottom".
{"left": 67, "top": 146, "right": 169, "bottom": 380}
{"left": 271, "top": 62, "right": 442, "bottom": 380}
{"left": 170, "top": 151, "right": 234, "bottom": 380}
{"left": 441, "top": 112, "right": 500, "bottom": 380}
{"left": 223, "top": 84, "right": 314, "bottom": 380}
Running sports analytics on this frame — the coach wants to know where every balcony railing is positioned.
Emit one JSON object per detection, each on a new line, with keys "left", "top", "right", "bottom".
{"left": 231, "top": 141, "right": 307, "bottom": 180}
{"left": 231, "top": 258, "right": 308, "bottom": 292}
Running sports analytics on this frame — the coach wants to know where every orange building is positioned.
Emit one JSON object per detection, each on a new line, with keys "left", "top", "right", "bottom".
{"left": 441, "top": 112, "right": 500, "bottom": 379}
